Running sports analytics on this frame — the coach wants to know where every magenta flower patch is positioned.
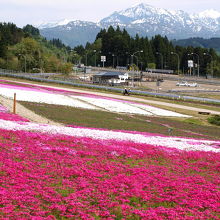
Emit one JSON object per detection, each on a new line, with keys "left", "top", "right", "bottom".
{"left": 0, "top": 112, "right": 29, "bottom": 122}
{"left": 0, "top": 79, "right": 219, "bottom": 219}
{"left": 0, "top": 104, "right": 8, "bottom": 113}
{"left": 0, "top": 128, "right": 219, "bottom": 219}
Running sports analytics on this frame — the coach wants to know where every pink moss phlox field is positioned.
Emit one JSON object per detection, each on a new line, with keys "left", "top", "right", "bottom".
{"left": 66, "top": 124, "right": 173, "bottom": 139}
{"left": 0, "top": 119, "right": 219, "bottom": 151}
{"left": 0, "top": 111, "right": 29, "bottom": 122}
{"left": 0, "top": 128, "right": 219, "bottom": 219}
{"left": 66, "top": 124, "right": 220, "bottom": 144}
{"left": 0, "top": 80, "right": 220, "bottom": 218}
{"left": 0, "top": 80, "right": 98, "bottom": 97}
{"left": 0, "top": 80, "right": 138, "bottom": 103}
{"left": 0, "top": 104, "right": 8, "bottom": 113}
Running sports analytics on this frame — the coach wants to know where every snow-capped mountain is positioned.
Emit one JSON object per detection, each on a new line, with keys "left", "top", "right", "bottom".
{"left": 198, "top": 9, "right": 220, "bottom": 19}
{"left": 36, "top": 19, "right": 72, "bottom": 29}
{"left": 38, "top": 3, "right": 220, "bottom": 47}
{"left": 40, "top": 20, "right": 100, "bottom": 47}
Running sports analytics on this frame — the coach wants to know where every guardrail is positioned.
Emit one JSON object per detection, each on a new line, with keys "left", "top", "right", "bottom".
{"left": 0, "top": 72, "right": 220, "bottom": 104}
{"left": 0, "top": 68, "right": 23, "bottom": 74}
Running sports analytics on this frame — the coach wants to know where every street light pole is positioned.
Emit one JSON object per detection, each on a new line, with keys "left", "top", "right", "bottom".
{"left": 133, "top": 55, "right": 139, "bottom": 70}
{"left": 191, "top": 52, "right": 200, "bottom": 77}
{"left": 171, "top": 52, "right": 180, "bottom": 75}
{"left": 93, "top": 50, "right": 96, "bottom": 67}
{"left": 117, "top": 55, "right": 119, "bottom": 67}
{"left": 156, "top": 52, "right": 163, "bottom": 70}
{"left": 85, "top": 52, "right": 88, "bottom": 66}
{"left": 203, "top": 53, "right": 214, "bottom": 78}
{"left": 140, "top": 62, "right": 143, "bottom": 72}
{"left": 131, "top": 50, "right": 143, "bottom": 87}
{"left": 24, "top": 55, "right": 26, "bottom": 73}
{"left": 38, "top": 49, "right": 42, "bottom": 73}
{"left": 18, "top": 54, "right": 26, "bottom": 73}
{"left": 112, "top": 54, "right": 115, "bottom": 68}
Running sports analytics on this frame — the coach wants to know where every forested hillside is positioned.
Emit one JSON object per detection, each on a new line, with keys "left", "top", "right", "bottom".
{"left": 1, "top": 23, "right": 220, "bottom": 77}
{"left": 0, "top": 23, "right": 74, "bottom": 73}
{"left": 173, "top": 38, "right": 220, "bottom": 53}
{"left": 74, "top": 26, "right": 220, "bottom": 77}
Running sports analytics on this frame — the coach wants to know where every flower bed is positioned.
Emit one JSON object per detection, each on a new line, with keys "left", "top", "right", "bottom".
{"left": 0, "top": 80, "right": 219, "bottom": 219}
{"left": 0, "top": 119, "right": 219, "bottom": 152}
{"left": 0, "top": 112, "right": 29, "bottom": 122}
{"left": 0, "top": 104, "right": 8, "bottom": 113}
{"left": 0, "top": 105, "right": 29, "bottom": 122}
{"left": 0, "top": 81, "right": 189, "bottom": 117}
{"left": 0, "top": 128, "right": 219, "bottom": 219}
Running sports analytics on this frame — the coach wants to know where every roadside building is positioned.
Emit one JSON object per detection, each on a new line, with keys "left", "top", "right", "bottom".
{"left": 92, "top": 71, "right": 129, "bottom": 85}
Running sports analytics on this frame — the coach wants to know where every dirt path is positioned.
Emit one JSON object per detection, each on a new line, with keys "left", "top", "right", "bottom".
{"left": 2, "top": 79, "right": 220, "bottom": 116}
{"left": 0, "top": 95, "right": 61, "bottom": 126}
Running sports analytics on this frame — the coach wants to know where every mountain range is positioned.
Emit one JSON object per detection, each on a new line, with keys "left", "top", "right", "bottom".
{"left": 38, "top": 3, "right": 220, "bottom": 47}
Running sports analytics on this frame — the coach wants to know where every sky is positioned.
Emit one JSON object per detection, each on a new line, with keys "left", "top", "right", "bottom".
{"left": 0, "top": 0, "right": 220, "bottom": 27}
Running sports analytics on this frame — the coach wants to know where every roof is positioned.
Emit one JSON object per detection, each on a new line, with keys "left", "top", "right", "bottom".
{"left": 93, "top": 71, "right": 125, "bottom": 77}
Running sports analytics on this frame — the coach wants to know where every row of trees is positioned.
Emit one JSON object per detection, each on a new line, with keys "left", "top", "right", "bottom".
{"left": 0, "top": 23, "right": 73, "bottom": 74}
{"left": 74, "top": 26, "right": 220, "bottom": 77}
{"left": 1, "top": 23, "right": 220, "bottom": 77}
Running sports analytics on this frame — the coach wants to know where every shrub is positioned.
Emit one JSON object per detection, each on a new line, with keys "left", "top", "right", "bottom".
{"left": 208, "top": 115, "right": 220, "bottom": 126}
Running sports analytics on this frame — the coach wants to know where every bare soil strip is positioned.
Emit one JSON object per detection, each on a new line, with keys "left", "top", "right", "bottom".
{"left": 0, "top": 95, "right": 61, "bottom": 126}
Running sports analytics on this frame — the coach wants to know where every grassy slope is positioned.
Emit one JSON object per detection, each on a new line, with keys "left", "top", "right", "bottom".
{"left": 20, "top": 102, "right": 220, "bottom": 140}
{"left": 1, "top": 77, "right": 220, "bottom": 139}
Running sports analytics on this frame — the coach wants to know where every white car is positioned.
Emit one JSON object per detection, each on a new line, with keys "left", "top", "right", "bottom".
{"left": 176, "top": 81, "right": 188, "bottom": 86}
{"left": 187, "top": 82, "right": 198, "bottom": 87}
{"left": 176, "top": 81, "right": 198, "bottom": 87}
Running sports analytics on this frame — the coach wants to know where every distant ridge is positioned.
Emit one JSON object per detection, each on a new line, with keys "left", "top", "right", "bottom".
{"left": 38, "top": 3, "right": 220, "bottom": 47}
{"left": 173, "top": 38, "right": 220, "bottom": 53}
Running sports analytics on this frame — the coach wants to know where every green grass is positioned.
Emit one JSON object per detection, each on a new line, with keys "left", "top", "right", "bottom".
{"left": 208, "top": 115, "right": 220, "bottom": 126}
{"left": 20, "top": 102, "right": 220, "bottom": 140}
{"left": 183, "top": 118, "right": 204, "bottom": 126}
{"left": 179, "top": 92, "right": 220, "bottom": 100}
{"left": 131, "top": 94, "right": 220, "bottom": 112}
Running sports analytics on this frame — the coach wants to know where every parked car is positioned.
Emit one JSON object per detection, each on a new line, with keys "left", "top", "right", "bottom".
{"left": 176, "top": 81, "right": 188, "bottom": 86}
{"left": 176, "top": 81, "right": 198, "bottom": 87}
{"left": 187, "top": 82, "right": 198, "bottom": 87}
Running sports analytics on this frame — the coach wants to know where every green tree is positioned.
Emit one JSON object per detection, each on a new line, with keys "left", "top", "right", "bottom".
{"left": 23, "top": 25, "right": 40, "bottom": 37}
{"left": 13, "top": 37, "right": 41, "bottom": 72}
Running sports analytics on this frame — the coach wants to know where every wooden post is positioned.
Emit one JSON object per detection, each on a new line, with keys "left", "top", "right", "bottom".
{"left": 13, "top": 93, "right": 16, "bottom": 114}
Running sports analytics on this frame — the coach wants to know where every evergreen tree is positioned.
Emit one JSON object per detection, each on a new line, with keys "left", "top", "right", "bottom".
{"left": 23, "top": 25, "right": 40, "bottom": 37}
